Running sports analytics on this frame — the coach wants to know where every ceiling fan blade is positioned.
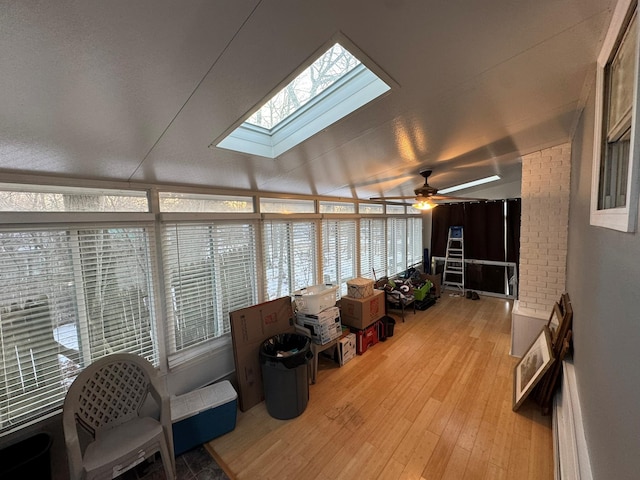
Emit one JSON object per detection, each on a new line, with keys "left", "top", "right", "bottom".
{"left": 431, "top": 194, "right": 486, "bottom": 202}
{"left": 369, "top": 196, "right": 416, "bottom": 200}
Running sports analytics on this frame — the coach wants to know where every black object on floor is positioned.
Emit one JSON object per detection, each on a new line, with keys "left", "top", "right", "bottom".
{"left": 415, "top": 297, "right": 436, "bottom": 311}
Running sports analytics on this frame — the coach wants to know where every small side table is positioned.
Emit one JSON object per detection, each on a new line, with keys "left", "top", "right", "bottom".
{"left": 309, "top": 337, "right": 339, "bottom": 384}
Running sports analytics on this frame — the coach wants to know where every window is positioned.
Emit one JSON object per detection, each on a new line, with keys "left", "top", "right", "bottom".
{"left": 386, "top": 205, "right": 406, "bottom": 215}
{"left": 161, "top": 221, "right": 258, "bottom": 366}
{"left": 0, "top": 224, "right": 157, "bottom": 431}
{"left": 387, "top": 217, "right": 408, "bottom": 276}
{"left": 319, "top": 201, "right": 356, "bottom": 214}
{"left": 322, "top": 219, "right": 357, "bottom": 295}
{"left": 0, "top": 183, "right": 148, "bottom": 212}
{"left": 359, "top": 203, "right": 384, "bottom": 214}
{"left": 159, "top": 192, "right": 254, "bottom": 213}
{"left": 260, "top": 198, "right": 315, "bottom": 214}
{"left": 407, "top": 217, "right": 424, "bottom": 267}
{"left": 591, "top": 0, "right": 640, "bottom": 232}
{"left": 214, "top": 38, "right": 392, "bottom": 158}
{"left": 263, "top": 220, "right": 317, "bottom": 299}
{"left": 359, "top": 218, "right": 386, "bottom": 279}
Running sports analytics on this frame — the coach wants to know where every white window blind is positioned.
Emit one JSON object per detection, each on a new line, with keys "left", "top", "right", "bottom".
{"left": 359, "top": 218, "right": 386, "bottom": 279}
{"left": 263, "top": 220, "right": 317, "bottom": 299}
{"left": 407, "top": 217, "right": 423, "bottom": 267}
{"left": 322, "top": 219, "right": 356, "bottom": 295}
{"left": 161, "top": 221, "right": 258, "bottom": 363}
{"left": 0, "top": 224, "right": 157, "bottom": 431}
{"left": 387, "top": 217, "right": 408, "bottom": 277}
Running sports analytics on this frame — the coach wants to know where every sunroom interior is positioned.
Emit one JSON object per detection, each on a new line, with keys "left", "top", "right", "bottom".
{"left": 1, "top": 1, "right": 640, "bottom": 479}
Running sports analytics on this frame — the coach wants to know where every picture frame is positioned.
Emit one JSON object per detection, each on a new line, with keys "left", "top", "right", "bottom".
{"left": 512, "top": 326, "right": 555, "bottom": 411}
{"left": 547, "top": 302, "right": 564, "bottom": 346}
{"left": 560, "top": 292, "right": 571, "bottom": 317}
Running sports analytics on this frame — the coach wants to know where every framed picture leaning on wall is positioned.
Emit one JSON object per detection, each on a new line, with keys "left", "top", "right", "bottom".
{"left": 513, "top": 326, "right": 555, "bottom": 411}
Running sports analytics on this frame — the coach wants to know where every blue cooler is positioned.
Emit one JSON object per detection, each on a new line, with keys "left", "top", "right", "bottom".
{"left": 171, "top": 380, "right": 238, "bottom": 456}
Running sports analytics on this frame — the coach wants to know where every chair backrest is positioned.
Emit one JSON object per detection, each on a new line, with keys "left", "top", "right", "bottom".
{"left": 66, "top": 353, "right": 153, "bottom": 438}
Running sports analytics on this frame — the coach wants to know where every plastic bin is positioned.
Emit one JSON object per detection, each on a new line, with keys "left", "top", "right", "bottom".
{"left": 293, "top": 284, "right": 338, "bottom": 315}
{"left": 0, "top": 432, "right": 52, "bottom": 479}
{"left": 259, "top": 333, "right": 313, "bottom": 419}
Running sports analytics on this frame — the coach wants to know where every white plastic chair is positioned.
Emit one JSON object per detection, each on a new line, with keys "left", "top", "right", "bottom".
{"left": 63, "top": 353, "right": 176, "bottom": 480}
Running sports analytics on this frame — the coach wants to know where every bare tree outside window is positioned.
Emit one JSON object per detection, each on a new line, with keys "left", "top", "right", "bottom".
{"left": 247, "top": 43, "right": 361, "bottom": 130}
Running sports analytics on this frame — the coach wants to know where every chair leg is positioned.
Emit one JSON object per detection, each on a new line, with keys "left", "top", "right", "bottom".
{"left": 158, "top": 438, "right": 176, "bottom": 480}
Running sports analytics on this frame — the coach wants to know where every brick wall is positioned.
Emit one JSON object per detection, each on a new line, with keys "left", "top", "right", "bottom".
{"left": 517, "top": 143, "right": 571, "bottom": 315}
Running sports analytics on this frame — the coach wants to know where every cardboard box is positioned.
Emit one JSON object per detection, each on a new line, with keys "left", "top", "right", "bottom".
{"left": 230, "top": 297, "right": 296, "bottom": 412}
{"left": 339, "top": 289, "right": 384, "bottom": 329}
{"left": 296, "top": 306, "right": 342, "bottom": 345}
{"left": 298, "top": 320, "right": 342, "bottom": 344}
{"left": 351, "top": 323, "right": 379, "bottom": 355}
{"left": 171, "top": 380, "right": 238, "bottom": 456}
{"left": 346, "top": 277, "right": 374, "bottom": 299}
{"left": 337, "top": 333, "right": 356, "bottom": 365}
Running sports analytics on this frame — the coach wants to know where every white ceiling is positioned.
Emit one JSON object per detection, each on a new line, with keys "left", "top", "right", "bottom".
{"left": 0, "top": 0, "right": 616, "bottom": 201}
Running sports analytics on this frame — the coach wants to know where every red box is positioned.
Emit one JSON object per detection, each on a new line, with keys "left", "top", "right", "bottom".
{"left": 351, "top": 322, "right": 379, "bottom": 355}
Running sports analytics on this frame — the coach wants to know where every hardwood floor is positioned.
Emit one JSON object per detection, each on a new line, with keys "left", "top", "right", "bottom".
{"left": 207, "top": 294, "right": 554, "bottom": 480}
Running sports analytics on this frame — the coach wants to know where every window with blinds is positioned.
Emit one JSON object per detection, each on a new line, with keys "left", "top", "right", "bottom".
{"left": 387, "top": 217, "right": 408, "bottom": 277}
{"left": 161, "top": 221, "right": 258, "bottom": 362}
{"left": 407, "top": 217, "right": 423, "bottom": 267}
{"left": 263, "top": 220, "right": 317, "bottom": 299}
{"left": 359, "top": 218, "right": 387, "bottom": 279}
{"left": 322, "top": 219, "right": 357, "bottom": 295}
{"left": 0, "top": 224, "right": 157, "bottom": 431}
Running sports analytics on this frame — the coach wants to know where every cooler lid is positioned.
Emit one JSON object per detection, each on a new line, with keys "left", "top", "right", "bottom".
{"left": 171, "top": 380, "right": 238, "bottom": 422}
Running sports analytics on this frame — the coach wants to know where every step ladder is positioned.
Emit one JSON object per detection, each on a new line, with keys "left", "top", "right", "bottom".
{"left": 443, "top": 226, "right": 465, "bottom": 294}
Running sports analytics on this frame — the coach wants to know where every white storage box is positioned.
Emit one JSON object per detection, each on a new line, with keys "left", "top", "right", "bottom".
{"left": 346, "top": 277, "right": 374, "bottom": 299}
{"left": 338, "top": 333, "right": 356, "bottom": 365}
{"left": 293, "top": 284, "right": 339, "bottom": 315}
{"left": 171, "top": 380, "right": 238, "bottom": 456}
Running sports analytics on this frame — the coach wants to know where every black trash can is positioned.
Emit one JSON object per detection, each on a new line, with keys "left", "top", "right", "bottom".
{"left": 259, "top": 333, "right": 313, "bottom": 420}
{"left": 381, "top": 315, "right": 396, "bottom": 338}
{"left": 0, "top": 432, "right": 52, "bottom": 479}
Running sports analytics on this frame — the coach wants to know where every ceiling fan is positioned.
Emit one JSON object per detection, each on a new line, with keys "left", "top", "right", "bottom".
{"left": 369, "top": 169, "right": 485, "bottom": 210}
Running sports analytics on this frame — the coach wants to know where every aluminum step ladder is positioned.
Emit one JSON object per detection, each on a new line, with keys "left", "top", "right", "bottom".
{"left": 442, "top": 226, "right": 465, "bottom": 294}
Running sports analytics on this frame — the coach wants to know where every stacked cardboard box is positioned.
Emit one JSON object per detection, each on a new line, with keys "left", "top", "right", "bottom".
{"left": 296, "top": 306, "right": 342, "bottom": 345}
{"left": 339, "top": 289, "right": 384, "bottom": 330}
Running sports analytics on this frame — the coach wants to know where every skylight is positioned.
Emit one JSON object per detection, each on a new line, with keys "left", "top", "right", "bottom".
{"left": 214, "top": 40, "right": 391, "bottom": 158}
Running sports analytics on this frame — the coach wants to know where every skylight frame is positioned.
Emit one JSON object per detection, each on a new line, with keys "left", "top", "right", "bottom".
{"left": 213, "top": 34, "right": 395, "bottom": 159}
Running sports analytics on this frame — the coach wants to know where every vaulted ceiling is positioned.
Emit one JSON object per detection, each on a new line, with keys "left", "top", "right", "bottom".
{"left": 0, "top": 0, "right": 616, "bottom": 201}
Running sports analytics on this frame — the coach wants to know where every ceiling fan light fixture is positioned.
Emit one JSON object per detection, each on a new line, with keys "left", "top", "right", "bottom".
{"left": 412, "top": 199, "right": 437, "bottom": 210}
{"left": 438, "top": 175, "right": 501, "bottom": 194}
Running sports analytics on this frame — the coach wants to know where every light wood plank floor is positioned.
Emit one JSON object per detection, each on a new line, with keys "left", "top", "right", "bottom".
{"left": 207, "top": 294, "right": 553, "bottom": 480}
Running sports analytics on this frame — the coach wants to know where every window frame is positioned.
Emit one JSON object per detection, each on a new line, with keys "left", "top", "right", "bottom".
{"left": 591, "top": 0, "right": 640, "bottom": 232}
